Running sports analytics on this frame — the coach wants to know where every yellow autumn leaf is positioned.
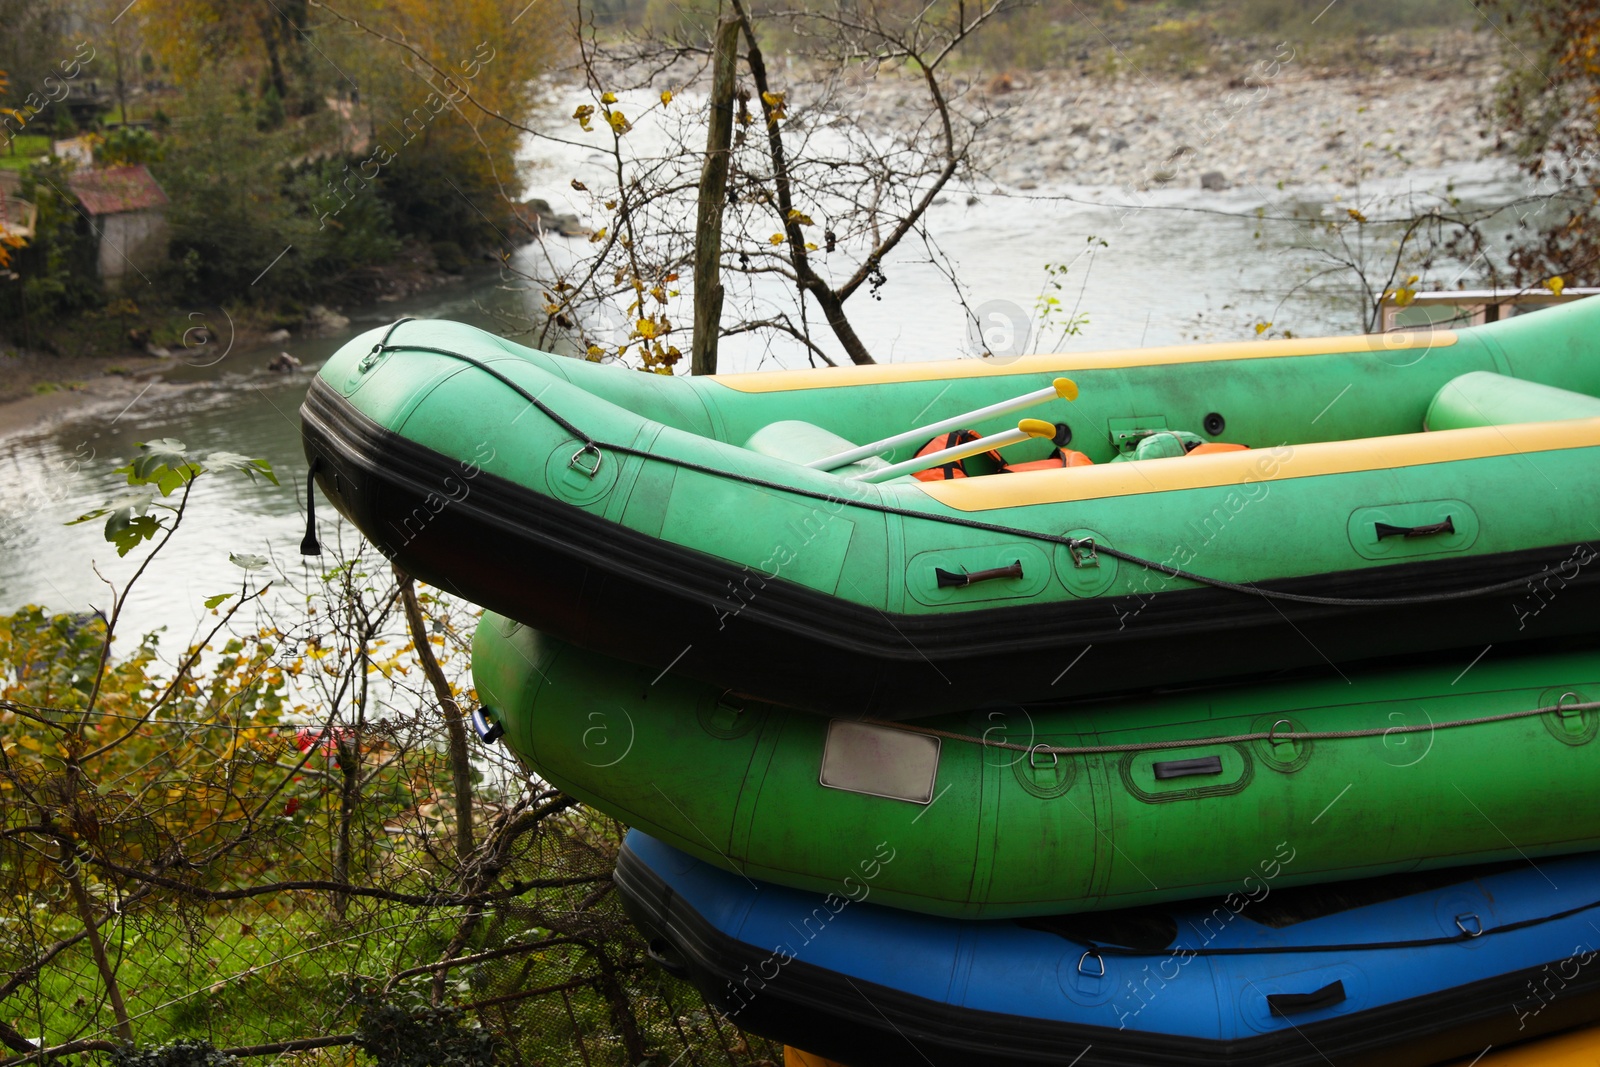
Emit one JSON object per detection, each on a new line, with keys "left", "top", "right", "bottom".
{"left": 607, "top": 110, "right": 631, "bottom": 134}
{"left": 637, "top": 319, "right": 659, "bottom": 339}
{"left": 1254, "top": 322, "right": 1271, "bottom": 335}
{"left": 586, "top": 345, "right": 605, "bottom": 361}
{"left": 661, "top": 90, "right": 674, "bottom": 105}
{"left": 787, "top": 210, "right": 814, "bottom": 226}
{"left": 805, "top": 242, "right": 818, "bottom": 251}
{"left": 16, "top": 734, "right": 43, "bottom": 752}
{"left": 601, "top": 91, "right": 617, "bottom": 104}
{"left": 573, "top": 104, "right": 595, "bottom": 132}
{"left": 769, "top": 233, "right": 786, "bottom": 245}
{"left": 1548, "top": 276, "right": 1566, "bottom": 296}
{"left": 1346, "top": 208, "right": 1367, "bottom": 223}
{"left": 589, "top": 227, "right": 607, "bottom": 243}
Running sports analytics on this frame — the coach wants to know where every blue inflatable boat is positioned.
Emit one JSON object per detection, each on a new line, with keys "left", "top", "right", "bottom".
{"left": 617, "top": 832, "right": 1600, "bottom": 1066}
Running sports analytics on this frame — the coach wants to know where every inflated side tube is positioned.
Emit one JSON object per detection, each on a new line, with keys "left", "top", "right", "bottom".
{"left": 618, "top": 832, "right": 1600, "bottom": 1067}
{"left": 473, "top": 612, "right": 1600, "bottom": 919}
{"left": 1425, "top": 370, "right": 1600, "bottom": 431}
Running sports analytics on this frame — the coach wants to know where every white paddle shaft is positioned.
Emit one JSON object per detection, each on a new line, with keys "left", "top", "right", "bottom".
{"left": 808, "top": 378, "right": 1076, "bottom": 471}
{"left": 853, "top": 421, "right": 1055, "bottom": 484}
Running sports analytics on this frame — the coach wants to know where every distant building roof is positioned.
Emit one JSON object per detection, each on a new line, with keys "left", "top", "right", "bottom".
{"left": 67, "top": 165, "right": 168, "bottom": 216}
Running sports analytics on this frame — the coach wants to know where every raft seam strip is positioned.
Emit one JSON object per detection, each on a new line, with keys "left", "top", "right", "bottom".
{"left": 860, "top": 699, "right": 1600, "bottom": 755}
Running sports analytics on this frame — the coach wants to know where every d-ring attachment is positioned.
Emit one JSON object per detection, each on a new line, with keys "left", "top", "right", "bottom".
{"left": 1029, "top": 744, "right": 1059, "bottom": 769}
{"left": 1077, "top": 950, "right": 1105, "bottom": 977}
{"left": 1268, "top": 719, "right": 1294, "bottom": 744}
{"left": 1068, "top": 538, "right": 1099, "bottom": 569}
{"left": 569, "top": 443, "right": 603, "bottom": 479}
{"left": 1557, "top": 691, "right": 1584, "bottom": 718}
{"left": 1454, "top": 913, "right": 1483, "bottom": 938}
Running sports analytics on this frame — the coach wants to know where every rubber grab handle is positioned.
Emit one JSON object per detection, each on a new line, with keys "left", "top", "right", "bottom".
{"left": 471, "top": 707, "right": 505, "bottom": 745}
{"left": 1268, "top": 979, "right": 1347, "bottom": 1017}
{"left": 646, "top": 939, "right": 689, "bottom": 978}
{"left": 936, "top": 561, "right": 1025, "bottom": 589}
{"left": 1374, "top": 516, "right": 1455, "bottom": 540}
{"left": 1152, "top": 755, "right": 1224, "bottom": 780}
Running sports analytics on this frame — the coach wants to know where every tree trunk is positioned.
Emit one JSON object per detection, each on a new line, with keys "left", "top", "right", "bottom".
{"left": 691, "top": 19, "right": 740, "bottom": 376}
{"left": 65, "top": 863, "right": 132, "bottom": 1041}
{"left": 731, "top": 0, "right": 877, "bottom": 365}
{"left": 332, "top": 732, "right": 358, "bottom": 919}
{"left": 396, "top": 570, "right": 474, "bottom": 862}
{"left": 257, "top": 13, "right": 289, "bottom": 104}
{"left": 111, "top": 33, "right": 128, "bottom": 126}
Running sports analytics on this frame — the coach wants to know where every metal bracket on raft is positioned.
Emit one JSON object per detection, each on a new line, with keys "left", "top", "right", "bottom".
{"left": 1068, "top": 539, "right": 1100, "bottom": 569}
{"left": 1077, "top": 950, "right": 1105, "bottom": 977}
{"left": 1454, "top": 913, "right": 1483, "bottom": 938}
{"left": 568, "top": 443, "right": 604, "bottom": 479}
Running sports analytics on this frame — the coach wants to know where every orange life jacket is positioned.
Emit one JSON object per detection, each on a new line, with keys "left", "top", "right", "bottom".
{"left": 1010, "top": 451, "right": 1095, "bottom": 472}
{"left": 912, "top": 430, "right": 1093, "bottom": 480}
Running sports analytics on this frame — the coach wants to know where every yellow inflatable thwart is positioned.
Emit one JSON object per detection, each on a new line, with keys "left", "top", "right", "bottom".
{"left": 1444, "top": 1023, "right": 1600, "bottom": 1065}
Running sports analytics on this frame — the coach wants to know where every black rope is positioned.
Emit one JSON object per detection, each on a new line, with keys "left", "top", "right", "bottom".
{"left": 300, "top": 458, "right": 322, "bottom": 556}
{"left": 1080, "top": 892, "right": 1600, "bottom": 958}
{"left": 363, "top": 323, "right": 1581, "bottom": 610}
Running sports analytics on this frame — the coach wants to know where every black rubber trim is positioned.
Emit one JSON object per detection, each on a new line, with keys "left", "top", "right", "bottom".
{"left": 302, "top": 377, "right": 1600, "bottom": 718}
{"left": 614, "top": 843, "right": 1600, "bottom": 1067}
{"left": 935, "top": 562, "right": 1024, "bottom": 588}
{"left": 1269, "top": 980, "right": 1347, "bottom": 1016}
{"left": 1152, "top": 755, "right": 1224, "bottom": 780}
{"left": 1376, "top": 517, "right": 1456, "bottom": 541}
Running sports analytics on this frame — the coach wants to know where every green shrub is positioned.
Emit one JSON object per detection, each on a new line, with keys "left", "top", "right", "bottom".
{"left": 110, "top": 1039, "right": 240, "bottom": 1067}
{"left": 356, "top": 1002, "right": 499, "bottom": 1067}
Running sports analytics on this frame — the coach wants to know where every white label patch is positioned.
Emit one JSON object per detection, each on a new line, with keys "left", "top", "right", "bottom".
{"left": 819, "top": 720, "right": 940, "bottom": 804}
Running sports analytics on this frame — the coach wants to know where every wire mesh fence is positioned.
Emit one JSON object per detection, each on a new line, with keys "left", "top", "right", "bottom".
{"left": 0, "top": 506, "right": 780, "bottom": 1067}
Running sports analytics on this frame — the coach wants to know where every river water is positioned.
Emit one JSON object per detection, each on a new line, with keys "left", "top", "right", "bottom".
{"left": 0, "top": 139, "right": 1527, "bottom": 644}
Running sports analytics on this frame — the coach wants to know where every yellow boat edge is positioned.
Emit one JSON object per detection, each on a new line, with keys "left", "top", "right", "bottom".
{"left": 709, "top": 330, "right": 1460, "bottom": 393}
{"left": 915, "top": 415, "right": 1600, "bottom": 511}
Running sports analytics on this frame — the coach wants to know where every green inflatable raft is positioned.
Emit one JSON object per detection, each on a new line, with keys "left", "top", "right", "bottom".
{"left": 302, "top": 299, "right": 1600, "bottom": 718}
{"left": 472, "top": 611, "right": 1600, "bottom": 919}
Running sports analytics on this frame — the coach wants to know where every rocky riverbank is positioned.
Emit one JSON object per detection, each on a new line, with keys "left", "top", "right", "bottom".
{"left": 769, "top": 30, "right": 1506, "bottom": 194}
{"left": 973, "top": 62, "right": 1503, "bottom": 193}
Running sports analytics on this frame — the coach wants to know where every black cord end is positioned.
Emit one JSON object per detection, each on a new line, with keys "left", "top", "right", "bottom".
{"left": 301, "top": 461, "right": 322, "bottom": 556}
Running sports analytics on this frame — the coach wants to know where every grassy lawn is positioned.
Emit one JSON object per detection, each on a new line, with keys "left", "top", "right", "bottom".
{"left": 18, "top": 904, "right": 439, "bottom": 1050}
{"left": 1, "top": 134, "right": 52, "bottom": 171}
{"left": 9, "top": 893, "right": 735, "bottom": 1065}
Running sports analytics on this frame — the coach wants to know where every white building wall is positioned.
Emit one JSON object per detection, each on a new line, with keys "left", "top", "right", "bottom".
{"left": 98, "top": 208, "right": 168, "bottom": 288}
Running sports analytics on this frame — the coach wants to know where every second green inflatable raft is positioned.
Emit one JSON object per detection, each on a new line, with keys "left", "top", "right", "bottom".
{"left": 473, "top": 612, "right": 1600, "bottom": 919}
